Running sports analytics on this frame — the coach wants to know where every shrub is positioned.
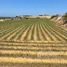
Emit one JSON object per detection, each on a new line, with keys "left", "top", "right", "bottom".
{"left": 63, "top": 12, "right": 67, "bottom": 20}
{"left": 50, "top": 15, "right": 56, "bottom": 19}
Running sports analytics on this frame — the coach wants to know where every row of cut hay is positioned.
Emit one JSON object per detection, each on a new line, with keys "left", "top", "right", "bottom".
{"left": 38, "top": 23, "right": 47, "bottom": 41}
{"left": 0, "top": 21, "right": 22, "bottom": 38}
{"left": 33, "top": 24, "right": 38, "bottom": 41}
{"left": 60, "top": 25, "right": 67, "bottom": 31}
{"left": 27, "top": 24, "right": 35, "bottom": 41}
{"left": 13, "top": 25, "right": 27, "bottom": 41}
{"left": 0, "top": 57, "right": 67, "bottom": 64}
{"left": 40, "top": 23, "right": 52, "bottom": 41}
{"left": 20, "top": 24, "right": 32, "bottom": 41}
{"left": 0, "top": 50, "right": 67, "bottom": 56}
{"left": 48, "top": 22, "right": 67, "bottom": 40}
{"left": 0, "top": 44, "right": 67, "bottom": 63}
{"left": 0, "top": 41, "right": 67, "bottom": 46}
{"left": 43, "top": 23, "right": 60, "bottom": 42}
{"left": 6, "top": 25, "right": 24, "bottom": 40}
{"left": 52, "top": 23, "right": 67, "bottom": 37}
{"left": 0, "top": 51, "right": 67, "bottom": 59}
{"left": 23, "top": 24, "right": 34, "bottom": 41}
{"left": 0, "top": 26, "right": 22, "bottom": 40}
{"left": 43, "top": 23, "right": 64, "bottom": 41}
{"left": 45, "top": 22, "right": 67, "bottom": 42}
{"left": 0, "top": 27, "right": 11, "bottom": 34}
{"left": 30, "top": 24, "right": 35, "bottom": 40}
{"left": 17, "top": 25, "right": 30, "bottom": 40}
{"left": 36, "top": 23, "right": 41, "bottom": 40}
{"left": 0, "top": 26, "right": 18, "bottom": 38}
{"left": 44, "top": 22, "right": 63, "bottom": 41}
{"left": 0, "top": 43, "right": 67, "bottom": 48}
{"left": 37, "top": 23, "right": 44, "bottom": 41}
{"left": 0, "top": 45, "right": 67, "bottom": 51}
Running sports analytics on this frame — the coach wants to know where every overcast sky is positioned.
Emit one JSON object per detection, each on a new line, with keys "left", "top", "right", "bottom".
{"left": 0, "top": 0, "right": 67, "bottom": 16}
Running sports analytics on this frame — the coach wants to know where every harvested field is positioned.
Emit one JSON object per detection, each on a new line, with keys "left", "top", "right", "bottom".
{"left": 0, "top": 19, "right": 67, "bottom": 67}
